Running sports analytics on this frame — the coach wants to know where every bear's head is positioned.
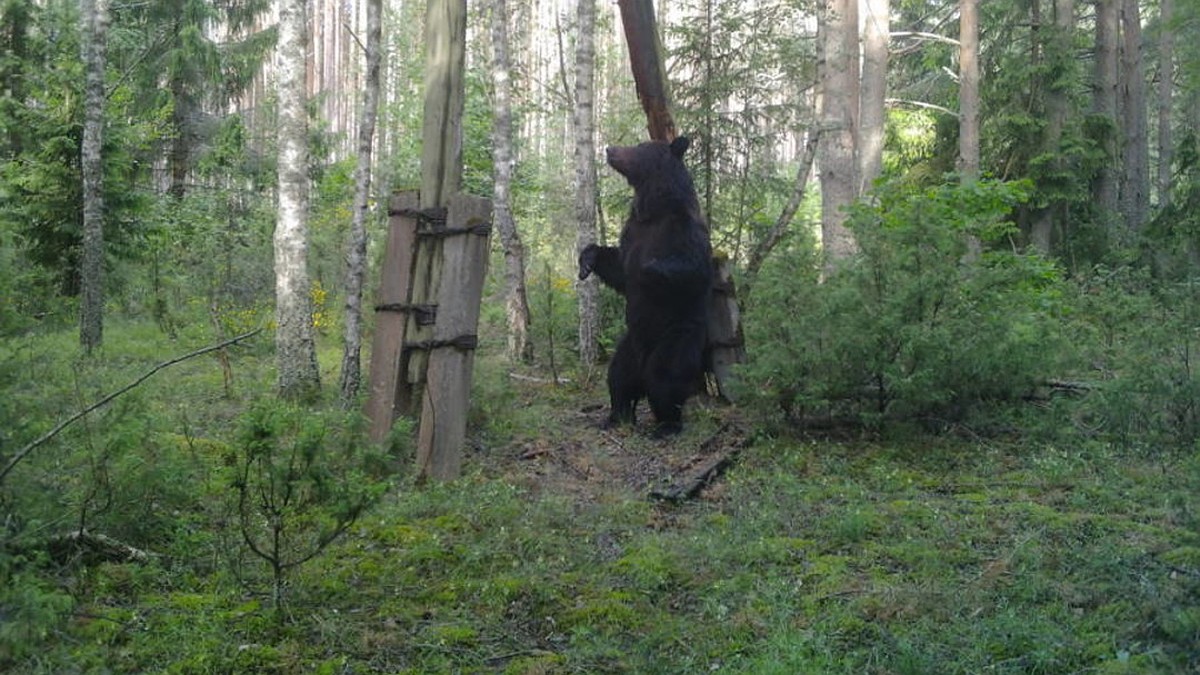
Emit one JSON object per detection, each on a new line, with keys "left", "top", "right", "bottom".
{"left": 605, "top": 136, "right": 691, "bottom": 186}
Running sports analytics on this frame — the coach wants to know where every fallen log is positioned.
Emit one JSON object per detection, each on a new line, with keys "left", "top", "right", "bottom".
{"left": 649, "top": 423, "right": 747, "bottom": 502}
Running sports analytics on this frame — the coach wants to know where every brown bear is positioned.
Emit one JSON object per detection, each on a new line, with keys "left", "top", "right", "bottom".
{"left": 579, "top": 136, "right": 713, "bottom": 436}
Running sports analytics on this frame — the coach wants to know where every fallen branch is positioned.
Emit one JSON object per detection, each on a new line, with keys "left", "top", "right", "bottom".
{"left": 47, "top": 529, "right": 158, "bottom": 565}
{"left": 0, "top": 328, "right": 262, "bottom": 485}
{"left": 649, "top": 423, "right": 748, "bottom": 502}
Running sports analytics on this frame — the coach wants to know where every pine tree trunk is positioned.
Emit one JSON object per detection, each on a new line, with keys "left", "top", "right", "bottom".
{"left": 1031, "top": 0, "right": 1074, "bottom": 254}
{"left": 80, "top": 0, "right": 108, "bottom": 354}
{"left": 274, "top": 0, "right": 320, "bottom": 401}
{"left": 817, "top": 0, "right": 860, "bottom": 265}
{"left": 1156, "top": 0, "right": 1173, "bottom": 209}
{"left": 491, "top": 0, "right": 534, "bottom": 364}
{"left": 1092, "top": 0, "right": 1120, "bottom": 221}
{"left": 859, "top": 0, "right": 889, "bottom": 193}
{"left": 1119, "top": 0, "right": 1149, "bottom": 232}
{"left": 574, "top": 0, "right": 601, "bottom": 366}
{"left": 338, "top": 0, "right": 384, "bottom": 406}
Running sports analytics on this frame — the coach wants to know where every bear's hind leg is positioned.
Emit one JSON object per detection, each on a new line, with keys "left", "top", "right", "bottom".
{"left": 604, "top": 337, "right": 642, "bottom": 428}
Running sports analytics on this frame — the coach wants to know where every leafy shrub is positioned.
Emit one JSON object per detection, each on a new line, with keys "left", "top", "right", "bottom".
{"left": 740, "top": 179, "right": 1069, "bottom": 429}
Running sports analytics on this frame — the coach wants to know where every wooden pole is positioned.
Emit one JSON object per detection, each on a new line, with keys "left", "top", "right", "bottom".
{"left": 616, "top": 0, "right": 676, "bottom": 142}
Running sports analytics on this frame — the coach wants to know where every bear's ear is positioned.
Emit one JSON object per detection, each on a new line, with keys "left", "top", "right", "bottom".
{"left": 670, "top": 135, "right": 690, "bottom": 158}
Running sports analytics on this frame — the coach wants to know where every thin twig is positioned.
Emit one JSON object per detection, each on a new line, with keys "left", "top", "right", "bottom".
{"left": 0, "top": 329, "right": 262, "bottom": 485}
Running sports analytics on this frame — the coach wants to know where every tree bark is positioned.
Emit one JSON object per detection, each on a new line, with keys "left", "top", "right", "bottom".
{"left": 491, "top": 0, "right": 533, "bottom": 364}
{"left": 338, "top": 0, "right": 384, "bottom": 406}
{"left": 80, "top": 0, "right": 109, "bottom": 354}
{"left": 1030, "top": 0, "right": 1074, "bottom": 254}
{"left": 1092, "top": 0, "right": 1120, "bottom": 221}
{"left": 574, "top": 0, "right": 601, "bottom": 367}
{"left": 1156, "top": 0, "right": 1174, "bottom": 209}
{"left": 818, "top": 0, "right": 860, "bottom": 265}
{"left": 1119, "top": 0, "right": 1149, "bottom": 232}
{"left": 958, "top": 0, "right": 980, "bottom": 182}
{"left": 274, "top": 0, "right": 320, "bottom": 400}
{"left": 859, "top": 0, "right": 889, "bottom": 193}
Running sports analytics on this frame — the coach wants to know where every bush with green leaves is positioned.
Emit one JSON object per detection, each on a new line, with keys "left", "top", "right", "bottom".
{"left": 740, "top": 179, "right": 1071, "bottom": 429}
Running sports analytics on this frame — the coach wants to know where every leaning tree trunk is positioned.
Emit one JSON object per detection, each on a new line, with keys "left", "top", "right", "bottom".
{"left": 491, "top": 0, "right": 534, "bottom": 364}
{"left": 859, "top": 0, "right": 889, "bottom": 193}
{"left": 80, "top": 0, "right": 109, "bottom": 354}
{"left": 274, "top": 0, "right": 320, "bottom": 400}
{"left": 817, "top": 0, "right": 860, "bottom": 266}
{"left": 574, "top": 0, "right": 601, "bottom": 367}
{"left": 338, "top": 0, "right": 384, "bottom": 406}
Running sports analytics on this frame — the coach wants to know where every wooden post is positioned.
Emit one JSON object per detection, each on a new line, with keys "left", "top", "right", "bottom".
{"left": 616, "top": 0, "right": 745, "bottom": 399}
{"left": 365, "top": 191, "right": 420, "bottom": 442}
{"left": 617, "top": 0, "right": 676, "bottom": 142}
{"left": 415, "top": 194, "right": 492, "bottom": 481}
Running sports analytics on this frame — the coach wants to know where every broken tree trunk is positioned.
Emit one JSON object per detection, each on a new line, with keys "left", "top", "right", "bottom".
{"left": 616, "top": 0, "right": 745, "bottom": 400}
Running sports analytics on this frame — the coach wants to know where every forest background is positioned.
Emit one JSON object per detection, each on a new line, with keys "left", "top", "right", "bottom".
{"left": 2, "top": 0, "right": 1200, "bottom": 671}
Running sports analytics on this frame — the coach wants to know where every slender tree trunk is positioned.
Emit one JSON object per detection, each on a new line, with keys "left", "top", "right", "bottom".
{"left": 491, "top": 0, "right": 534, "bottom": 364}
{"left": 859, "top": 0, "right": 889, "bottom": 193}
{"left": 80, "top": 0, "right": 109, "bottom": 354}
{"left": 274, "top": 0, "right": 320, "bottom": 400}
{"left": 169, "top": 75, "right": 191, "bottom": 200}
{"left": 574, "top": 0, "right": 601, "bottom": 366}
{"left": 337, "top": 0, "right": 383, "bottom": 406}
{"left": 817, "top": 0, "right": 860, "bottom": 265}
{"left": 745, "top": 129, "right": 820, "bottom": 280}
{"left": 958, "top": 0, "right": 980, "bottom": 181}
{"left": 1092, "top": 0, "right": 1120, "bottom": 222}
{"left": 1156, "top": 0, "right": 1173, "bottom": 209}
{"left": 1119, "top": 0, "right": 1149, "bottom": 232}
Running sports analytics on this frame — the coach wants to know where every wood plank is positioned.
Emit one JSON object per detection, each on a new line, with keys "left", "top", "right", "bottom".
{"left": 415, "top": 193, "right": 492, "bottom": 480}
{"left": 365, "top": 191, "right": 420, "bottom": 443}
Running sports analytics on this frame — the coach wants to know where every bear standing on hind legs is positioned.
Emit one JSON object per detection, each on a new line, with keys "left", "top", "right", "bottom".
{"left": 578, "top": 136, "right": 713, "bottom": 437}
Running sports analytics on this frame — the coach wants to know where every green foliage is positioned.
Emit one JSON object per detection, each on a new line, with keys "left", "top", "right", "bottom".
{"left": 230, "top": 401, "right": 389, "bottom": 612}
{"left": 740, "top": 179, "right": 1067, "bottom": 428}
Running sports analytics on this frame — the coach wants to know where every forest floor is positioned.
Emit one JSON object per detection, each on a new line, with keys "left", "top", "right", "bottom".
{"left": 3, "top": 322, "right": 1199, "bottom": 673}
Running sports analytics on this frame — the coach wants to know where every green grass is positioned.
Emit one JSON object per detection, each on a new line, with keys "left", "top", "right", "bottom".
{"left": 2, "top": 318, "right": 1198, "bottom": 673}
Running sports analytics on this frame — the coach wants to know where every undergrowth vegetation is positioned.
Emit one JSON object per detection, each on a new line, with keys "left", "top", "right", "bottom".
{"left": 2, "top": 178, "right": 1200, "bottom": 672}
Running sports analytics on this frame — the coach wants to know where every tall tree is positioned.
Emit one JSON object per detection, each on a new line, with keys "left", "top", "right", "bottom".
{"left": 80, "top": 0, "right": 109, "bottom": 353}
{"left": 574, "top": 0, "right": 600, "bottom": 366}
{"left": 817, "top": 0, "right": 860, "bottom": 263}
{"left": 1030, "top": 0, "right": 1075, "bottom": 254}
{"left": 1120, "top": 0, "right": 1149, "bottom": 231}
{"left": 337, "top": 0, "right": 384, "bottom": 405}
{"left": 1156, "top": 0, "right": 1174, "bottom": 209}
{"left": 859, "top": 0, "right": 889, "bottom": 193}
{"left": 491, "top": 0, "right": 533, "bottom": 364}
{"left": 1092, "top": 0, "right": 1120, "bottom": 221}
{"left": 273, "top": 0, "right": 319, "bottom": 400}
{"left": 958, "top": 0, "right": 980, "bottom": 182}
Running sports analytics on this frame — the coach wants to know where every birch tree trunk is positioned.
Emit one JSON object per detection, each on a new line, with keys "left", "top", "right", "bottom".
{"left": 80, "top": 0, "right": 109, "bottom": 354}
{"left": 1156, "top": 0, "right": 1174, "bottom": 209}
{"left": 338, "top": 0, "right": 383, "bottom": 405}
{"left": 957, "top": 0, "right": 980, "bottom": 181}
{"left": 859, "top": 0, "right": 889, "bottom": 193}
{"left": 491, "top": 0, "right": 534, "bottom": 364}
{"left": 818, "top": 0, "right": 860, "bottom": 265}
{"left": 1119, "top": 0, "right": 1149, "bottom": 232}
{"left": 574, "top": 0, "right": 601, "bottom": 366}
{"left": 1092, "top": 0, "right": 1120, "bottom": 221}
{"left": 274, "top": 0, "right": 320, "bottom": 400}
